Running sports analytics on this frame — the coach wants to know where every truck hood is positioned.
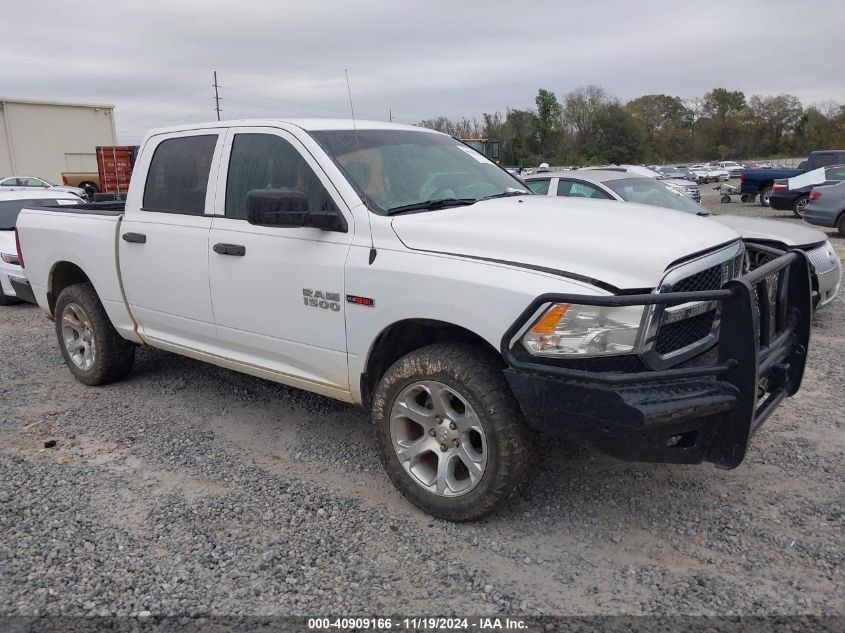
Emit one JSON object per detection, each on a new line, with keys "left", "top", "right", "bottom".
{"left": 709, "top": 214, "right": 827, "bottom": 248}
{"left": 390, "top": 196, "right": 741, "bottom": 290}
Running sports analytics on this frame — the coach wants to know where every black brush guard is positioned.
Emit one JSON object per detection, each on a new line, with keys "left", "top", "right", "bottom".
{"left": 501, "top": 250, "right": 812, "bottom": 469}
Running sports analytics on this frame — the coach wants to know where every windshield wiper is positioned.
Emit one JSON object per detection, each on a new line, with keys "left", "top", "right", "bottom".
{"left": 696, "top": 211, "right": 713, "bottom": 216}
{"left": 481, "top": 189, "right": 530, "bottom": 201}
{"left": 386, "top": 198, "right": 476, "bottom": 215}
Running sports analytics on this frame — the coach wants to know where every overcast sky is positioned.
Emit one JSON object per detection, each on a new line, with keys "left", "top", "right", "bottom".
{"left": 3, "top": 0, "right": 844, "bottom": 143}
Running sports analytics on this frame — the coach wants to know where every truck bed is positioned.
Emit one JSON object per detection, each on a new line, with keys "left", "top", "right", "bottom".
{"left": 27, "top": 201, "right": 125, "bottom": 216}
{"left": 16, "top": 202, "right": 139, "bottom": 342}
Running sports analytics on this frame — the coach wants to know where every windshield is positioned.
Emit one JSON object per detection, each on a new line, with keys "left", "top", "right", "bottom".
{"left": 0, "top": 198, "right": 80, "bottom": 230}
{"left": 604, "top": 178, "right": 707, "bottom": 215}
{"left": 309, "top": 129, "right": 528, "bottom": 214}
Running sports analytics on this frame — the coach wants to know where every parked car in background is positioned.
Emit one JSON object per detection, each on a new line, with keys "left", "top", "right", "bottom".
{"left": 0, "top": 176, "right": 87, "bottom": 200}
{"left": 686, "top": 165, "right": 713, "bottom": 184}
{"left": 13, "top": 118, "right": 813, "bottom": 520}
{"left": 0, "top": 190, "right": 83, "bottom": 305}
{"left": 61, "top": 171, "right": 101, "bottom": 197}
{"left": 716, "top": 161, "right": 744, "bottom": 178}
{"left": 740, "top": 150, "right": 845, "bottom": 207}
{"left": 704, "top": 164, "right": 730, "bottom": 181}
{"left": 523, "top": 169, "right": 841, "bottom": 308}
{"left": 770, "top": 165, "right": 845, "bottom": 218}
{"left": 580, "top": 165, "right": 701, "bottom": 202}
{"left": 655, "top": 165, "right": 696, "bottom": 182}
{"left": 804, "top": 180, "right": 845, "bottom": 236}
{"left": 689, "top": 164, "right": 728, "bottom": 182}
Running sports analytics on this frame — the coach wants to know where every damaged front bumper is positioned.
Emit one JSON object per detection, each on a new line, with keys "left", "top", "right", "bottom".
{"left": 501, "top": 250, "right": 812, "bottom": 469}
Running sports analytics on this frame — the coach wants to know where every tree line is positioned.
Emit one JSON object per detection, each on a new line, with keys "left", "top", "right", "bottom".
{"left": 418, "top": 86, "right": 845, "bottom": 167}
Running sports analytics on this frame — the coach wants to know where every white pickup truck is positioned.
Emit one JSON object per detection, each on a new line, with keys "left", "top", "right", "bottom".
{"left": 15, "top": 119, "right": 813, "bottom": 521}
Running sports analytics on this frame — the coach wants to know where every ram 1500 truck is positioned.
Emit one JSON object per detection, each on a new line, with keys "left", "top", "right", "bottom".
{"left": 15, "top": 120, "right": 813, "bottom": 521}
{"left": 741, "top": 150, "right": 845, "bottom": 207}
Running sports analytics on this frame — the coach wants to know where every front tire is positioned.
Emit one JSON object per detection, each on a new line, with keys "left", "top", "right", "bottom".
{"left": 54, "top": 283, "right": 135, "bottom": 385}
{"left": 372, "top": 343, "right": 531, "bottom": 522}
{"left": 759, "top": 186, "right": 772, "bottom": 207}
{"left": 792, "top": 195, "right": 809, "bottom": 218}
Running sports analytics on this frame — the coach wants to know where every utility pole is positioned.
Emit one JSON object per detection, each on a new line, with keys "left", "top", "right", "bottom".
{"left": 389, "top": 109, "right": 393, "bottom": 123}
{"left": 213, "top": 71, "right": 221, "bottom": 121}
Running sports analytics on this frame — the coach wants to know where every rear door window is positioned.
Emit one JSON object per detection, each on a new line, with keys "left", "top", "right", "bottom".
{"left": 142, "top": 135, "right": 218, "bottom": 214}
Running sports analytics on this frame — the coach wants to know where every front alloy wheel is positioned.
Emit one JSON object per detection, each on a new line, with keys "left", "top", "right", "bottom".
{"left": 390, "top": 380, "right": 487, "bottom": 497}
{"left": 372, "top": 343, "right": 531, "bottom": 521}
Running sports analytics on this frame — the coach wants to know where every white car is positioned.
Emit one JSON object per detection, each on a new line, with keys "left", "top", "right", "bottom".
{"left": 705, "top": 164, "right": 730, "bottom": 181}
{"left": 716, "top": 161, "right": 745, "bottom": 179}
{"left": 689, "top": 164, "right": 728, "bottom": 183}
{"left": 0, "top": 190, "right": 83, "bottom": 305}
{"left": 0, "top": 175, "right": 88, "bottom": 200}
{"left": 15, "top": 119, "right": 813, "bottom": 520}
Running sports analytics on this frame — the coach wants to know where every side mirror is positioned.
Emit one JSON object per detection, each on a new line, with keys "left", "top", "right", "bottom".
{"left": 246, "top": 189, "right": 347, "bottom": 232}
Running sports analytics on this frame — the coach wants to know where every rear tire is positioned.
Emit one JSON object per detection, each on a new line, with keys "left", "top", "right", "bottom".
{"left": 372, "top": 343, "right": 531, "bottom": 522}
{"left": 759, "top": 186, "right": 772, "bottom": 207}
{"left": 54, "top": 282, "right": 135, "bottom": 385}
{"left": 792, "top": 195, "right": 809, "bottom": 218}
{"left": 720, "top": 195, "right": 731, "bottom": 203}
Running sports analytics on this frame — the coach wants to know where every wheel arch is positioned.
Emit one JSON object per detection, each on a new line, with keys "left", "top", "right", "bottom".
{"left": 47, "top": 260, "right": 92, "bottom": 316}
{"left": 360, "top": 318, "right": 499, "bottom": 409}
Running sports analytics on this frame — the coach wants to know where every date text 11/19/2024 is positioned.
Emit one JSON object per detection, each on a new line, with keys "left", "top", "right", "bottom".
{"left": 307, "top": 616, "right": 528, "bottom": 630}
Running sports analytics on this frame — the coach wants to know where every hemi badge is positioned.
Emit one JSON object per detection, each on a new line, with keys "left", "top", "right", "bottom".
{"left": 347, "top": 295, "right": 375, "bottom": 307}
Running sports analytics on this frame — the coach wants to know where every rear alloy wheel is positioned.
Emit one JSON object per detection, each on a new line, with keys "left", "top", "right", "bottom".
{"left": 372, "top": 343, "right": 531, "bottom": 521}
{"left": 54, "top": 282, "right": 135, "bottom": 385}
{"left": 759, "top": 185, "right": 772, "bottom": 207}
{"left": 792, "top": 195, "right": 809, "bottom": 218}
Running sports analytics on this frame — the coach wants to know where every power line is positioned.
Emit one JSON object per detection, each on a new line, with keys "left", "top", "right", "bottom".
{"left": 116, "top": 85, "right": 209, "bottom": 116}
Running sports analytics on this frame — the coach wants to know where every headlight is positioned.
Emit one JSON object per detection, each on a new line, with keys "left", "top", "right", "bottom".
{"left": 521, "top": 303, "right": 646, "bottom": 357}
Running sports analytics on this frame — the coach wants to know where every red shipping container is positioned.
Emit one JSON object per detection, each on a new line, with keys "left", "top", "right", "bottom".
{"left": 96, "top": 146, "right": 139, "bottom": 195}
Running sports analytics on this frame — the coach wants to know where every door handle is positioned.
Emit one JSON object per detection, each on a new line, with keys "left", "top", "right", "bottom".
{"left": 213, "top": 243, "right": 246, "bottom": 256}
{"left": 122, "top": 232, "right": 146, "bottom": 243}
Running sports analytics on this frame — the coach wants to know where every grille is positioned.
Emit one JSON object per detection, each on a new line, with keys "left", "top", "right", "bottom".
{"left": 654, "top": 309, "right": 717, "bottom": 355}
{"left": 752, "top": 272, "right": 784, "bottom": 347}
{"left": 669, "top": 263, "right": 723, "bottom": 293}
{"left": 654, "top": 249, "right": 743, "bottom": 356}
{"left": 805, "top": 244, "right": 838, "bottom": 275}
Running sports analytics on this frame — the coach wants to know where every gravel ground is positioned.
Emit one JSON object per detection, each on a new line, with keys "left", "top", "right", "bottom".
{"left": 1, "top": 194, "right": 843, "bottom": 623}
